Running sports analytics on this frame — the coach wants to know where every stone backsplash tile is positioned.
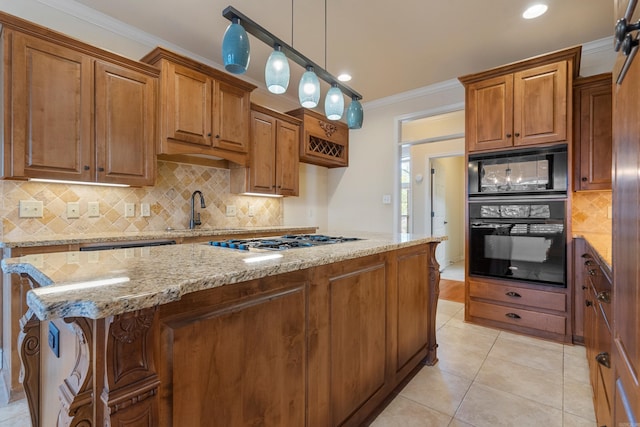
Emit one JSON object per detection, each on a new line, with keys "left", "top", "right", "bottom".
{"left": 1, "top": 161, "right": 282, "bottom": 240}
{"left": 571, "top": 191, "right": 612, "bottom": 234}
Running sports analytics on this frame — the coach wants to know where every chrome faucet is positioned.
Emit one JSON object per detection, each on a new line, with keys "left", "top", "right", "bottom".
{"left": 189, "top": 190, "right": 206, "bottom": 229}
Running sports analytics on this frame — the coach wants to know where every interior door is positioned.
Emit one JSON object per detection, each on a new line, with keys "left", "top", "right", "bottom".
{"left": 430, "top": 159, "right": 448, "bottom": 267}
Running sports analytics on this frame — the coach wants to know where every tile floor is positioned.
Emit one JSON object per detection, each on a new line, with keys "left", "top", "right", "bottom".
{"left": 441, "top": 260, "right": 465, "bottom": 282}
{"left": 370, "top": 299, "right": 597, "bottom": 427}
{"left": 0, "top": 300, "right": 596, "bottom": 427}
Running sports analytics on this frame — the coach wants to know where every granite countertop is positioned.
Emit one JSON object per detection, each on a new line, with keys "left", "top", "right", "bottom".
{"left": 573, "top": 231, "right": 612, "bottom": 272}
{"left": 0, "top": 225, "right": 317, "bottom": 248}
{"left": 1, "top": 232, "right": 446, "bottom": 321}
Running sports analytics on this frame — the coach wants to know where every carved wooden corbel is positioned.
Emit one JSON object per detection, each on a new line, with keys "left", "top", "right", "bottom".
{"left": 101, "top": 307, "right": 160, "bottom": 426}
{"left": 424, "top": 242, "right": 441, "bottom": 366}
{"left": 18, "top": 308, "right": 40, "bottom": 427}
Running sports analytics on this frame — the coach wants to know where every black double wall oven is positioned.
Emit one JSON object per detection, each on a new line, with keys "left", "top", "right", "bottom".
{"left": 468, "top": 145, "right": 568, "bottom": 287}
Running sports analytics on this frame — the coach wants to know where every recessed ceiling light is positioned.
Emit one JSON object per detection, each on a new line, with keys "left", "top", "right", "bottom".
{"left": 523, "top": 4, "right": 548, "bottom": 19}
{"left": 337, "top": 73, "right": 352, "bottom": 82}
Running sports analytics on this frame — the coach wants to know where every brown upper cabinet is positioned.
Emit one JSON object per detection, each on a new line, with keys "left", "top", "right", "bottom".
{"left": 459, "top": 46, "right": 581, "bottom": 153}
{"left": 231, "top": 104, "right": 301, "bottom": 196}
{"left": 141, "top": 47, "right": 256, "bottom": 166}
{"left": 573, "top": 73, "right": 612, "bottom": 191}
{"left": 1, "top": 13, "right": 158, "bottom": 186}
{"left": 287, "top": 108, "right": 349, "bottom": 168}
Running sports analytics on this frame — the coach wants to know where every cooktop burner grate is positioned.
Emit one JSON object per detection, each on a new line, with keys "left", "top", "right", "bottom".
{"left": 208, "top": 234, "right": 362, "bottom": 251}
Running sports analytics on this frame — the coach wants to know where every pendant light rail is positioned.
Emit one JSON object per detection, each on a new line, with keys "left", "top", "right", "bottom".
{"left": 222, "top": 5, "right": 363, "bottom": 101}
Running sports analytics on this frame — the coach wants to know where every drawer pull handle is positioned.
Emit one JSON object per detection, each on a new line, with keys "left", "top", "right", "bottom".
{"left": 585, "top": 300, "right": 593, "bottom": 307}
{"left": 584, "top": 260, "right": 594, "bottom": 266}
{"left": 505, "top": 312, "right": 521, "bottom": 319}
{"left": 582, "top": 286, "right": 588, "bottom": 290}
{"left": 580, "top": 253, "right": 591, "bottom": 258}
{"left": 588, "top": 269, "right": 596, "bottom": 276}
{"left": 596, "top": 291, "right": 611, "bottom": 304}
{"left": 595, "top": 352, "right": 611, "bottom": 369}
{"left": 505, "top": 291, "right": 521, "bottom": 298}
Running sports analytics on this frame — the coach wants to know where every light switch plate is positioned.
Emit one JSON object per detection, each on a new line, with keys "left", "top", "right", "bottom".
{"left": 140, "top": 203, "right": 151, "bottom": 217}
{"left": 67, "top": 202, "right": 80, "bottom": 219}
{"left": 87, "top": 201, "right": 100, "bottom": 218}
{"left": 19, "top": 200, "right": 43, "bottom": 218}
{"left": 125, "top": 203, "right": 135, "bottom": 218}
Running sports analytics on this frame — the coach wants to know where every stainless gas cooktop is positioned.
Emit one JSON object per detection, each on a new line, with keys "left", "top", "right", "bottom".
{"left": 208, "top": 234, "right": 361, "bottom": 251}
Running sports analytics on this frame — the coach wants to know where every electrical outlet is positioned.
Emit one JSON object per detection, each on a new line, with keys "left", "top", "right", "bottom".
{"left": 125, "top": 203, "right": 135, "bottom": 218}
{"left": 248, "top": 205, "right": 256, "bottom": 217}
{"left": 66, "top": 252, "right": 79, "bottom": 264}
{"left": 87, "top": 202, "right": 100, "bottom": 218}
{"left": 19, "top": 200, "right": 43, "bottom": 218}
{"left": 140, "top": 203, "right": 151, "bottom": 217}
{"left": 226, "top": 205, "right": 237, "bottom": 216}
{"left": 67, "top": 202, "right": 80, "bottom": 219}
{"left": 48, "top": 322, "right": 60, "bottom": 358}
{"left": 382, "top": 195, "right": 392, "bottom": 204}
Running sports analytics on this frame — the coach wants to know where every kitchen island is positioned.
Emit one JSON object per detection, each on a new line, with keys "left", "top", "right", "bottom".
{"left": 2, "top": 232, "right": 444, "bottom": 426}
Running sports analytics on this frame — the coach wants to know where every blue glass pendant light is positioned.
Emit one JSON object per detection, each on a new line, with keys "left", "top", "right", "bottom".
{"left": 222, "top": 17, "right": 250, "bottom": 74}
{"left": 265, "top": 44, "right": 290, "bottom": 94}
{"left": 346, "top": 97, "right": 363, "bottom": 129}
{"left": 324, "top": 84, "right": 344, "bottom": 120}
{"left": 298, "top": 66, "right": 320, "bottom": 108}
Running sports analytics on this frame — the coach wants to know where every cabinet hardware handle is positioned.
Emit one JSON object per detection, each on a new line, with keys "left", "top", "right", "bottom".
{"left": 585, "top": 300, "right": 593, "bottom": 307}
{"left": 207, "top": 133, "right": 212, "bottom": 137}
{"left": 580, "top": 253, "right": 591, "bottom": 258}
{"left": 514, "top": 132, "right": 520, "bottom": 137}
{"left": 615, "top": 18, "right": 640, "bottom": 52}
{"left": 582, "top": 286, "right": 588, "bottom": 290}
{"left": 595, "top": 352, "right": 611, "bottom": 368}
{"left": 83, "top": 165, "right": 90, "bottom": 170}
{"left": 215, "top": 134, "right": 220, "bottom": 139}
{"left": 584, "top": 260, "right": 594, "bottom": 266}
{"left": 596, "top": 291, "right": 611, "bottom": 304}
{"left": 581, "top": 177, "right": 588, "bottom": 182}
{"left": 506, "top": 133, "right": 512, "bottom": 138}
{"left": 505, "top": 312, "right": 521, "bottom": 319}
{"left": 588, "top": 269, "right": 596, "bottom": 276}
{"left": 98, "top": 167, "right": 105, "bottom": 172}
{"left": 505, "top": 291, "right": 521, "bottom": 298}
{"left": 622, "top": 32, "right": 640, "bottom": 56}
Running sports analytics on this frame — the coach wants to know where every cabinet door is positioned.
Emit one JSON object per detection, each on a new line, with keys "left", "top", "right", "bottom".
{"left": 10, "top": 31, "right": 92, "bottom": 181}
{"left": 165, "top": 62, "right": 212, "bottom": 147}
{"left": 249, "top": 111, "right": 276, "bottom": 194}
{"left": 95, "top": 62, "right": 156, "bottom": 186}
{"left": 275, "top": 120, "right": 300, "bottom": 196}
{"left": 513, "top": 61, "right": 568, "bottom": 147}
{"left": 576, "top": 79, "right": 612, "bottom": 190}
{"left": 466, "top": 74, "right": 514, "bottom": 152}
{"left": 213, "top": 81, "right": 250, "bottom": 153}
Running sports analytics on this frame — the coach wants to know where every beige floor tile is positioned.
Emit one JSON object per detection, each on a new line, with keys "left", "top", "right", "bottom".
{"left": 475, "top": 354, "right": 563, "bottom": 409}
{"left": 488, "top": 335, "right": 564, "bottom": 375}
{"left": 0, "top": 399, "right": 29, "bottom": 422}
{"left": 564, "top": 344, "right": 587, "bottom": 358}
{"left": 564, "top": 352, "right": 591, "bottom": 385}
{"left": 437, "top": 323, "right": 498, "bottom": 355}
{"left": 438, "top": 300, "right": 465, "bottom": 317}
{"left": 498, "top": 330, "right": 565, "bottom": 352}
{"left": 455, "top": 383, "right": 563, "bottom": 427}
{"left": 441, "top": 317, "right": 501, "bottom": 339}
{"left": 437, "top": 311, "right": 456, "bottom": 330}
{"left": 563, "top": 411, "right": 598, "bottom": 426}
{"left": 448, "top": 418, "right": 476, "bottom": 427}
{"left": 436, "top": 341, "right": 489, "bottom": 380}
{"left": 370, "top": 395, "right": 452, "bottom": 427}
{"left": 398, "top": 366, "right": 472, "bottom": 416}
{"left": 563, "top": 378, "right": 596, "bottom": 421}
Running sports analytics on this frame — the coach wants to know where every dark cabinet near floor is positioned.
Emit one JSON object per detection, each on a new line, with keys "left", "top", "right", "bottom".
{"left": 573, "top": 73, "right": 612, "bottom": 191}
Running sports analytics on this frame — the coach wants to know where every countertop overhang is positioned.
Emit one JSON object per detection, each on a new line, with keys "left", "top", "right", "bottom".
{"left": 2, "top": 232, "right": 446, "bottom": 321}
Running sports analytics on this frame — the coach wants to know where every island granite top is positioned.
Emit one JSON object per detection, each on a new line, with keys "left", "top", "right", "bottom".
{"left": 2, "top": 232, "right": 446, "bottom": 321}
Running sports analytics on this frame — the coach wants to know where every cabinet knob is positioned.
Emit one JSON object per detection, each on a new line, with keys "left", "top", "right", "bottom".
{"left": 215, "top": 134, "right": 220, "bottom": 139}
{"left": 505, "top": 312, "right": 521, "bottom": 319}
{"left": 596, "top": 291, "right": 611, "bottom": 304}
{"left": 581, "top": 177, "right": 588, "bottom": 182}
{"left": 584, "top": 260, "right": 594, "bottom": 266}
{"left": 581, "top": 253, "right": 591, "bottom": 258}
{"left": 98, "top": 167, "right": 105, "bottom": 172}
{"left": 83, "top": 165, "right": 90, "bottom": 171}
{"left": 505, "top": 291, "right": 521, "bottom": 298}
{"left": 588, "top": 269, "right": 596, "bottom": 276}
{"left": 622, "top": 33, "right": 640, "bottom": 56}
{"left": 506, "top": 133, "right": 512, "bottom": 138}
{"left": 514, "top": 132, "right": 520, "bottom": 137}
{"left": 595, "top": 352, "right": 611, "bottom": 368}
{"left": 585, "top": 300, "right": 593, "bottom": 307}
{"left": 207, "top": 133, "right": 212, "bottom": 137}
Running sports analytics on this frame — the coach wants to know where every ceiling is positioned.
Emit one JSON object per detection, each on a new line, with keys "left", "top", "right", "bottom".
{"left": 73, "top": 0, "right": 614, "bottom": 103}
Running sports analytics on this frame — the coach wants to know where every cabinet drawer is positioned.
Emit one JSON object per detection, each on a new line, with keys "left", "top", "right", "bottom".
{"left": 469, "top": 300, "right": 566, "bottom": 335}
{"left": 469, "top": 280, "right": 566, "bottom": 312}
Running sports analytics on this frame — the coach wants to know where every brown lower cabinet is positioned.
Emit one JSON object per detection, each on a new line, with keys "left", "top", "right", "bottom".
{"left": 578, "top": 238, "right": 613, "bottom": 427}
{"left": 18, "top": 242, "right": 440, "bottom": 426}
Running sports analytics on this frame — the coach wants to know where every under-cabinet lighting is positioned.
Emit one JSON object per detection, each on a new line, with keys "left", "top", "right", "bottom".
{"left": 243, "top": 254, "right": 284, "bottom": 263}
{"left": 242, "top": 192, "right": 284, "bottom": 198}
{"left": 29, "top": 178, "right": 130, "bottom": 188}
{"left": 35, "top": 277, "right": 131, "bottom": 294}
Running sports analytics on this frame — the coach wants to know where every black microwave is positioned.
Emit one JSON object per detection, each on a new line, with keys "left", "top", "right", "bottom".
{"left": 468, "top": 145, "right": 568, "bottom": 198}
